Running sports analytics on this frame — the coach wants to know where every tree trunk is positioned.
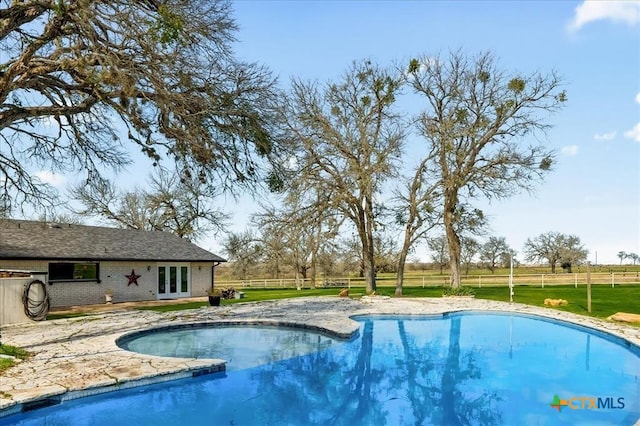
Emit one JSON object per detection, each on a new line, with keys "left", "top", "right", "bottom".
{"left": 447, "top": 235, "right": 462, "bottom": 288}
{"left": 395, "top": 253, "right": 407, "bottom": 296}
{"left": 358, "top": 195, "right": 377, "bottom": 293}
{"left": 395, "top": 226, "right": 413, "bottom": 296}
{"left": 310, "top": 244, "right": 317, "bottom": 287}
{"left": 294, "top": 263, "right": 301, "bottom": 290}
{"left": 361, "top": 219, "right": 376, "bottom": 293}
{"left": 364, "top": 245, "right": 376, "bottom": 293}
{"left": 444, "top": 195, "right": 462, "bottom": 288}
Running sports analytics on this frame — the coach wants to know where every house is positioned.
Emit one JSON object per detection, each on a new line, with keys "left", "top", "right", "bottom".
{"left": 0, "top": 219, "right": 226, "bottom": 308}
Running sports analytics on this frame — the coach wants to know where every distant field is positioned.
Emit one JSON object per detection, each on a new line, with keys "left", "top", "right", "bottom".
{"left": 215, "top": 266, "right": 640, "bottom": 290}
{"left": 214, "top": 264, "right": 640, "bottom": 282}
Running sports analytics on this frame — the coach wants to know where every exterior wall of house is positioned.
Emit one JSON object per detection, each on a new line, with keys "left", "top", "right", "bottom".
{"left": 0, "top": 260, "right": 216, "bottom": 308}
{"left": 190, "top": 262, "right": 215, "bottom": 297}
{"left": 99, "top": 261, "right": 157, "bottom": 305}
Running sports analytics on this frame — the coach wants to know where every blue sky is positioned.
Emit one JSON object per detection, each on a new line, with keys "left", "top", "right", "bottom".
{"left": 226, "top": 0, "right": 640, "bottom": 265}
{"left": 38, "top": 1, "right": 640, "bottom": 264}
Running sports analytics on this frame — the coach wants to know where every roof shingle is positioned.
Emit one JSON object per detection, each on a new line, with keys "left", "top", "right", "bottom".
{"left": 0, "top": 219, "right": 226, "bottom": 263}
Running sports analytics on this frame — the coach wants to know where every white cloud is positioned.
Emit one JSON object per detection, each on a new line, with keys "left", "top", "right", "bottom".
{"left": 624, "top": 122, "right": 640, "bottom": 142}
{"left": 593, "top": 131, "right": 617, "bottom": 141}
{"left": 561, "top": 145, "right": 579, "bottom": 156}
{"left": 34, "top": 171, "right": 67, "bottom": 187}
{"left": 635, "top": 92, "right": 640, "bottom": 104}
{"left": 567, "top": 0, "right": 640, "bottom": 32}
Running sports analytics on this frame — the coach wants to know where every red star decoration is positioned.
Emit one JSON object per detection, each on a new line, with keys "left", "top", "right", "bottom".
{"left": 125, "top": 269, "right": 141, "bottom": 286}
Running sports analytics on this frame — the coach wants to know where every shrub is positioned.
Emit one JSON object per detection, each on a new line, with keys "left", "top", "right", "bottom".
{"left": 442, "top": 286, "right": 475, "bottom": 297}
{"left": 221, "top": 287, "right": 236, "bottom": 299}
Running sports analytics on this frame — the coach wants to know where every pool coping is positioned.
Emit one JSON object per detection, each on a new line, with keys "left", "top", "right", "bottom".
{"left": 1, "top": 296, "right": 639, "bottom": 419}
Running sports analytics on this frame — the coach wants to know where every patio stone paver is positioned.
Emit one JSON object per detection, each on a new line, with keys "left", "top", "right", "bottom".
{"left": 1, "top": 296, "right": 639, "bottom": 417}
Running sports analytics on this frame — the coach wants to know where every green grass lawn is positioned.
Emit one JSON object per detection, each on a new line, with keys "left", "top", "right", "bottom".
{"left": 0, "top": 344, "right": 32, "bottom": 373}
{"left": 134, "top": 284, "right": 639, "bottom": 322}
{"left": 475, "top": 285, "right": 638, "bottom": 319}
{"left": 357, "top": 285, "right": 638, "bottom": 319}
{"left": 135, "top": 288, "right": 347, "bottom": 312}
{"left": 46, "top": 311, "right": 96, "bottom": 321}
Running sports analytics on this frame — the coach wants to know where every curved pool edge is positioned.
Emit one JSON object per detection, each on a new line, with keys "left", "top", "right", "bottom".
{"left": 116, "top": 318, "right": 361, "bottom": 351}
{"left": 1, "top": 296, "right": 638, "bottom": 419}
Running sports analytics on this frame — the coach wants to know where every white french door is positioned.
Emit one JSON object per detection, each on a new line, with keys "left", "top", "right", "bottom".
{"left": 157, "top": 264, "right": 190, "bottom": 299}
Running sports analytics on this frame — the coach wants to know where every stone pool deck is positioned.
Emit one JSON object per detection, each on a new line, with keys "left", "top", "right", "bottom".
{"left": 1, "top": 296, "right": 639, "bottom": 418}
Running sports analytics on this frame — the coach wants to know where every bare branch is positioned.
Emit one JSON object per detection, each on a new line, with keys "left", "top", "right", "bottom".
{"left": 1, "top": 0, "right": 284, "bottom": 211}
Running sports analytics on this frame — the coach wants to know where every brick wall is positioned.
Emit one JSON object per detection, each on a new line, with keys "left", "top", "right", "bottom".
{"left": 0, "top": 260, "right": 215, "bottom": 307}
{"left": 191, "top": 262, "right": 210, "bottom": 297}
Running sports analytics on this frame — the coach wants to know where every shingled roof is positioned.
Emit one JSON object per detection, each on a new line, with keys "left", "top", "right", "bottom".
{"left": 0, "top": 219, "right": 226, "bottom": 263}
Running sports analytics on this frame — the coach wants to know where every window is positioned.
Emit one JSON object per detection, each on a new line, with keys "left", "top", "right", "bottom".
{"left": 158, "top": 267, "right": 166, "bottom": 293}
{"left": 49, "top": 262, "right": 100, "bottom": 282}
{"left": 180, "top": 266, "right": 188, "bottom": 292}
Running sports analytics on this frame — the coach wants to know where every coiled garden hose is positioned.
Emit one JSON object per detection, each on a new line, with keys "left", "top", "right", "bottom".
{"left": 22, "top": 279, "right": 50, "bottom": 321}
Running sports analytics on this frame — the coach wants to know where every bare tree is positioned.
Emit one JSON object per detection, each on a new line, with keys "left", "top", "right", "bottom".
{"left": 71, "top": 178, "right": 159, "bottom": 230}
{"left": 257, "top": 222, "right": 288, "bottom": 279}
{"left": 523, "top": 231, "right": 588, "bottom": 273}
{"left": 71, "top": 168, "right": 228, "bottom": 241}
{"left": 460, "top": 236, "right": 480, "bottom": 275}
{"left": 480, "top": 236, "right": 514, "bottom": 273}
{"left": 373, "top": 233, "right": 400, "bottom": 274}
{"left": 617, "top": 251, "right": 628, "bottom": 265}
{"left": 339, "top": 234, "right": 365, "bottom": 278}
{"left": 222, "top": 230, "right": 263, "bottom": 280}
{"left": 36, "top": 212, "right": 84, "bottom": 225}
{"left": 392, "top": 161, "right": 440, "bottom": 295}
{"left": 1, "top": 0, "right": 284, "bottom": 211}
{"left": 428, "top": 235, "right": 449, "bottom": 275}
{"left": 252, "top": 198, "right": 338, "bottom": 288}
{"left": 283, "top": 60, "right": 405, "bottom": 293}
{"left": 407, "top": 50, "right": 566, "bottom": 287}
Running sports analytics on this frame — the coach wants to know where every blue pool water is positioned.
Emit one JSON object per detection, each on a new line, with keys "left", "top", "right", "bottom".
{"left": 117, "top": 325, "right": 344, "bottom": 370}
{"left": 3, "top": 312, "right": 639, "bottom": 425}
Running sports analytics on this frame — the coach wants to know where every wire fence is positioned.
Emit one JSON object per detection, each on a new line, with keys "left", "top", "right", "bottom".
{"left": 215, "top": 272, "right": 640, "bottom": 289}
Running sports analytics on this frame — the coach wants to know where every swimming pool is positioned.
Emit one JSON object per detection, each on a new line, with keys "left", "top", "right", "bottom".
{"left": 3, "top": 312, "right": 639, "bottom": 425}
{"left": 117, "top": 324, "right": 347, "bottom": 370}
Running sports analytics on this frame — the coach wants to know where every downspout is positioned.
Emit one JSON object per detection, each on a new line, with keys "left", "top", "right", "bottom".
{"left": 211, "top": 261, "right": 222, "bottom": 292}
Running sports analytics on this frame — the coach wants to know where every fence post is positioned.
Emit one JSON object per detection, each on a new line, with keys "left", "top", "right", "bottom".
{"left": 509, "top": 256, "right": 514, "bottom": 303}
{"left": 611, "top": 273, "right": 615, "bottom": 288}
{"left": 422, "top": 276, "right": 425, "bottom": 288}
{"left": 587, "top": 261, "right": 591, "bottom": 313}
{"left": 574, "top": 273, "right": 578, "bottom": 288}
{"left": 541, "top": 274, "right": 544, "bottom": 288}
{"left": 478, "top": 276, "right": 482, "bottom": 288}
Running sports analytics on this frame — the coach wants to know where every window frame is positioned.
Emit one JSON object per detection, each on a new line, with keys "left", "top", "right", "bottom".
{"left": 48, "top": 262, "right": 101, "bottom": 283}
